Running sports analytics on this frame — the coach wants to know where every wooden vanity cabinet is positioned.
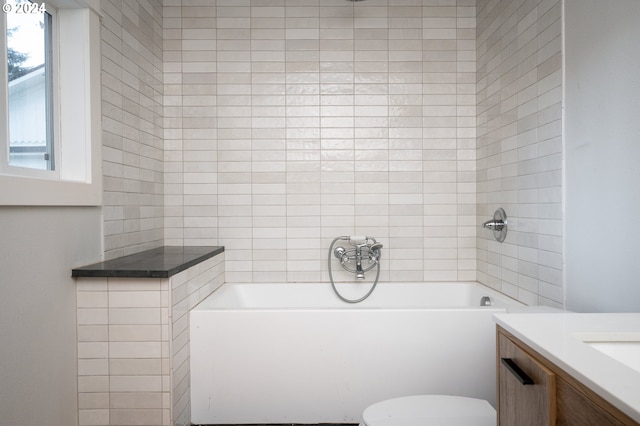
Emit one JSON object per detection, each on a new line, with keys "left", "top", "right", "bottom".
{"left": 498, "top": 329, "right": 556, "bottom": 426}
{"left": 497, "top": 326, "right": 638, "bottom": 426}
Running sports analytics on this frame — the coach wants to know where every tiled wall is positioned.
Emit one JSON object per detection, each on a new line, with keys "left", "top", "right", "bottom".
{"left": 163, "top": 0, "right": 477, "bottom": 284}
{"left": 102, "top": 0, "right": 165, "bottom": 260}
{"left": 76, "top": 254, "right": 225, "bottom": 426}
{"left": 170, "top": 255, "right": 225, "bottom": 426}
{"left": 476, "top": 0, "right": 563, "bottom": 306}
{"left": 101, "top": 0, "right": 564, "bottom": 302}
{"left": 76, "top": 277, "right": 169, "bottom": 426}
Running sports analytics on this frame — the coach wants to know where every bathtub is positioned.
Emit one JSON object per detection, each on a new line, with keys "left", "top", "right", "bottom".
{"left": 190, "top": 281, "right": 522, "bottom": 424}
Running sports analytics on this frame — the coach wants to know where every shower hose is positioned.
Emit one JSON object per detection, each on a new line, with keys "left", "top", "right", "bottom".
{"left": 327, "top": 236, "right": 381, "bottom": 303}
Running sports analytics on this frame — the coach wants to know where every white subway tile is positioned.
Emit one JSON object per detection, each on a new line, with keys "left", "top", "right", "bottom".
{"left": 78, "top": 409, "right": 109, "bottom": 426}
{"left": 109, "top": 308, "right": 162, "bottom": 325}
{"left": 110, "top": 376, "right": 163, "bottom": 392}
{"left": 77, "top": 292, "right": 108, "bottom": 309}
{"left": 109, "top": 342, "right": 162, "bottom": 359}
{"left": 110, "top": 359, "right": 163, "bottom": 376}
{"left": 110, "top": 392, "right": 163, "bottom": 409}
{"left": 78, "top": 393, "right": 109, "bottom": 410}
{"left": 78, "top": 359, "right": 109, "bottom": 376}
{"left": 78, "top": 376, "right": 109, "bottom": 393}
{"left": 78, "top": 309, "right": 109, "bottom": 326}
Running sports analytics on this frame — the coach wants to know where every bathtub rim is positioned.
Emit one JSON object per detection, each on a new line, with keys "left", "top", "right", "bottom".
{"left": 192, "top": 280, "right": 523, "bottom": 311}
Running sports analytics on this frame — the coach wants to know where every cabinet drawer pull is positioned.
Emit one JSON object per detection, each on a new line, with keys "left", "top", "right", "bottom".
{"left": 501, "top": 358, "right": 534, "bottom": 385}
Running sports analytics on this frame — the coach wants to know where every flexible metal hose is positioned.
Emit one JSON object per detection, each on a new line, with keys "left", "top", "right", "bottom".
{"left": 327, "top": 236, "right": 380, "bottom": 303}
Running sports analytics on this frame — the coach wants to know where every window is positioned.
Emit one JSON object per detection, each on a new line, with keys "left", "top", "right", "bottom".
{"left": 5, "top": 1, "right": 53, "bottom": 172}
{"left": 0, "top": 0, "right": 102, "bottom": 206}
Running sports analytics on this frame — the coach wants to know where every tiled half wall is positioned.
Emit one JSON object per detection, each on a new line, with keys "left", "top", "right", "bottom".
{"left": 75, "top": 254, "right": 225, "bottom": 426}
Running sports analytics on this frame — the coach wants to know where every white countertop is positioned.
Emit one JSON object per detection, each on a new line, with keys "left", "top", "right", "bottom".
{"left": 494, "top": 312, "right": 640, "bottom": 423}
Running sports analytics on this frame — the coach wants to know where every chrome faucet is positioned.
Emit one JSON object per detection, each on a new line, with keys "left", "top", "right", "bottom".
{"left": 482, "top": 208, "right": 508, "bottom": 242}
{"left": 328, "top": 235, "right": 384, "bottom": 303}
{"left": 333, "top": 236, "right": 383, "bottom": 280}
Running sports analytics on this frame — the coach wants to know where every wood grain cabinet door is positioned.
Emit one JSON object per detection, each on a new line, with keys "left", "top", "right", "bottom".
{"left": 498, "top": 332, "right": 557, "bottom": 426}
{"left": 556, "top": 377, "right": 628, "bottom": 426}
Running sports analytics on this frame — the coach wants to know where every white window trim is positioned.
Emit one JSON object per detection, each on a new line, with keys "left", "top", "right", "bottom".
{"left": 0, "top": 1, "right": 101, "bottom": 206}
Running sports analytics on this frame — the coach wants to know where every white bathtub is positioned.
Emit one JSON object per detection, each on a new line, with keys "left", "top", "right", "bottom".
{"left": 190, "top": 282, "right": 522, "bottom": 424}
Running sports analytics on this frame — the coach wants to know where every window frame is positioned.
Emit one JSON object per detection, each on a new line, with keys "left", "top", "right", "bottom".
{"left": 0, "top": 0, "right": 102, "bottom": 206}
{"left": 0, "top": 2, "right": 58, "bottom": 177}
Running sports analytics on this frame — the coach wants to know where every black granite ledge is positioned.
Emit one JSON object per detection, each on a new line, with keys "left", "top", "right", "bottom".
{"left": 72, "top": 246, "right": 224, "bottom": 279}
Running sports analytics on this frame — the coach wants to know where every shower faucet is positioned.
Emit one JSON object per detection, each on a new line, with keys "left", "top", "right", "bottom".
{"left": 332, "top": 236, "right": 383, "bottom": 280}
{"left": 482, "top": 208, "right": 508, "bottom": 242}
{"left": 328, "top": 235, "right": 383, "bottom": 303}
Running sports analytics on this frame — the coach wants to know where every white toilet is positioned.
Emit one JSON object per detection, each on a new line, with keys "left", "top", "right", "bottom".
{"left": 360, "top": 395, "right": 496, "bottom": 426}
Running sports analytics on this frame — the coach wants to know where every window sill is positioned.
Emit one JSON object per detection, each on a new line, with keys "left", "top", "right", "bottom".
{"left": 0, "top": 173, "right": 101, "bottom": 206}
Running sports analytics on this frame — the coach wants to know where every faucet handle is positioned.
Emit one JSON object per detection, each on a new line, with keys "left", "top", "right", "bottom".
{"left": 482, "top": 219, "right": 505, "bottom": 231}
{"left": 369, "top": 242, "right": 383, "bottom": 251}
{"left": 482, "top": 208, "right": 508, "bottom": 242}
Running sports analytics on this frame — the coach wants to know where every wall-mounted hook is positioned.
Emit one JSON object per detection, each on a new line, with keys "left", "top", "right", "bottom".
{"left": 482, "top": 208, "right": 508, "bottom": 242}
